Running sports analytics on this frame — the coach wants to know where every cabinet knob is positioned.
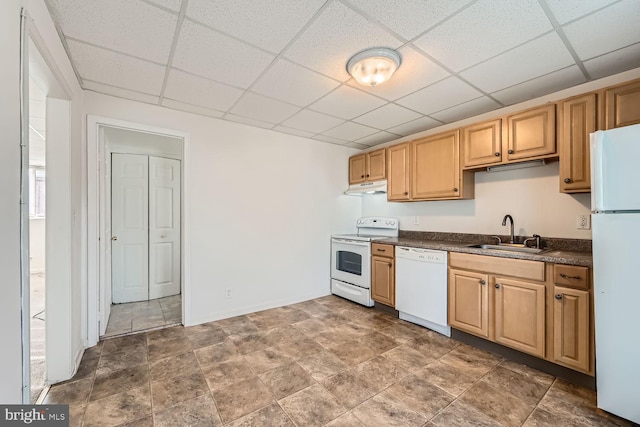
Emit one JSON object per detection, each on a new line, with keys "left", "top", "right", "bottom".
{"left": 361, "top": 175, "right": 365, "bottom": 178}
{"left": 564, "top": 178, "right": 572, "bottom": 184}
{"left": 453, "top": 188, "right": 458, "bottom": 192}
{"left": 479, "top": 279, "right": 486, "bottom": 285}
{"left": 366, "top": 174, "right": 370, "bottom": 177}
{"left": 495, "top": 284, "right": 501, "bottom": 289}
{"left": 494, "top": 152, "right": 500, "bottom": 157}
{"left": 388, "top": 262, "right": 392, "bottom": 267}
{"left": 555, "top": 294, "right": 563, "bottom": 300}
{"left": 508, "top": 149, "right": 514, "bottom": 154}
{"left": 403, "top": 192, "right": 408, "bottom": 196}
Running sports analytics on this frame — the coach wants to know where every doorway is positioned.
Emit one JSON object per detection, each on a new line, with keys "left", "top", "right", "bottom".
{"left": 99, "top": 126, "right": 184, "bottom": 338}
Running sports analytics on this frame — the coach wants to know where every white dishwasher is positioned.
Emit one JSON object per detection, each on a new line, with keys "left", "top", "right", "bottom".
{"left": 395, "top": 246, "right": 450, "bottom": 337}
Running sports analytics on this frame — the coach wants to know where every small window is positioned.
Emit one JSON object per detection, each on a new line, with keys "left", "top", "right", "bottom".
{"left": 29, "top": 167, "right": 45, "bottom": 218}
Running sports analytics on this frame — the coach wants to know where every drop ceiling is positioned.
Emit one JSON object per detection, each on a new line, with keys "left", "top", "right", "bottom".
{"left": 46, "top": 0, "right": 640, "bottom": 149}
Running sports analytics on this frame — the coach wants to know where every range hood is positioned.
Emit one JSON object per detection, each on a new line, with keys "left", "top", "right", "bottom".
{"left": 344, "top": 180, "right": 387, "bottom": 196}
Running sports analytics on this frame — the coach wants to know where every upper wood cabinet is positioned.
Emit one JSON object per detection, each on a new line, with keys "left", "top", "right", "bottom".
{"left": 411, "top": 130, "right": 473, "bottom": 200}
{"left": 559, "top": 94, "right": 597, "bottom": 193}
{"left": 604, "top": 79, "right": 640, "bottom": 129}
{"left": 462, "top": 119, "right": 502, "bottom": 168}
{"left": 506, "top": 104, "right": 556, "bottom": 161}
{"left": 348, "top": 148, "right": 386, "bottom": 184}
{"left": 387, "top": 143, "right": 411, "bottom": 201}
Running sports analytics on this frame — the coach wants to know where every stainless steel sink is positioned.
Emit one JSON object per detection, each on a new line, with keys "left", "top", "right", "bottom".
{"left": 466, "top": 243, "right": 545, "bottom": 254}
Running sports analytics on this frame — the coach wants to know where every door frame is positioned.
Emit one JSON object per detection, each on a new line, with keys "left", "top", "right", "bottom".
{"left": 87, "top": 116, "right": 190, "bottom": 346}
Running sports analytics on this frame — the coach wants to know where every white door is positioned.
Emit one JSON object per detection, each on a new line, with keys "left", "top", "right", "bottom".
{"left": 111, "top": 154, "right": 149, "bottom": 303}
{"left": 149, "top": 157, "right": 181, "bottom": 299}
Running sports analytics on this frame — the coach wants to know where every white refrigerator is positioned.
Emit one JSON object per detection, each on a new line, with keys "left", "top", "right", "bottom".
{"left": 590, "top": 123, "right": 640, "bottom": 424}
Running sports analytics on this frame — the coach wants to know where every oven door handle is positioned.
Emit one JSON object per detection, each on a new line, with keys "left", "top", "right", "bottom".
{"left": 331, "top": 239, "right": 370, "bottom": 247}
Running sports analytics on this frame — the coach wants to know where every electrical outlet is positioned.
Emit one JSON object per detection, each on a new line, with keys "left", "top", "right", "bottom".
{"left": 225, "top": 288, "right": 232, "bottom": 299}
{"left": 413, "top": 216, "right": 419, "bottom": 225}
{"left": 576, "top": 214, "right": 591, "bottom": 230}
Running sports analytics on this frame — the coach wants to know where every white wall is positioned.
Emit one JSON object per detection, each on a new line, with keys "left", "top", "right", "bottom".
{"left": 0, "top": 0, "right": 84, "bottom": 401}
{"left": 105, "top": 126, "right": 183, "bottom": 159}
{"left": 29, "top": 219, "right": 45, "bottom": 272}
{"left": 363, "top": 67, "right": 640, "bottom": 240}
{"left": 363, "top": 162, "right": 591, "bottom": 239}
{"left": 84, "top": 92, "right": 361, "bottom": 326}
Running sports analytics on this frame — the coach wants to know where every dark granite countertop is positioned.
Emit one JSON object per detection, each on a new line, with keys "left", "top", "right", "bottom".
{"left": 380, "top": 232, "right": 592, "bottom": 267}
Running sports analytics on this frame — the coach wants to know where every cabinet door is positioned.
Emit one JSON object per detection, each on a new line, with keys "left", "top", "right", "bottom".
{"left": 367, "top": 148, "right": 386, "bottom": 181}
{"left": 412, "top": 131, "right": 461, "bottom": 200}
{"left": 349, "top": 153, "right": 367, "bottom": 184}
{"left": 553, "top": 287, "right": 590, "bottom": 372}
{"left": 506, "top": 104, "right": 556, "bottom": 161}
{"left": 462, "top": 119, "right": 502, "bottom": 168}
{"left": 387, "top": 143, "right": 411, "bottom": 201}
{"left": 494, "top": 277, "right": 546, "bottom": 357}
{"left": 559, "top": 94, "right": 596, "bottom": 193}
{"left": 371, "top": 255, "right": 394, "bottom": 307}
{"left": 448, "top": 269, "right": 489, "bottom": 338}
{"left": 605, "top": 79, "right": 640, "bottom": 129}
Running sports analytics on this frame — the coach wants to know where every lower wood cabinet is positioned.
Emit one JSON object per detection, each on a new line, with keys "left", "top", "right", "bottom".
{"left": 448, "top": 253, "right": 594, "bottom": 374}
{"left": 553, "top": 286, "right": 591, "bottom": 372}
{"left": 371, "top": 243, "right": 394, "bottom": 307}
{"left": 448, "top": 269, "right": 489, "bottom": 338}
{"left": 494, "top": 277, "right": 546, "bottom": 358}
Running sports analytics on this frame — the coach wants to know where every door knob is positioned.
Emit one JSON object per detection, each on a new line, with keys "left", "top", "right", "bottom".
{"left": 161, "top": 233, "right": 167, "bottom": 238}
{"left": 111, "top": 236, "right": 118, "bottom": 241}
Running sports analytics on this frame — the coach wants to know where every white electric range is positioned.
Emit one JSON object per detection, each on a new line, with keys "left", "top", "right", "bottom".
{"left": 330, "top": 217, "right": 398, "bottom": 307}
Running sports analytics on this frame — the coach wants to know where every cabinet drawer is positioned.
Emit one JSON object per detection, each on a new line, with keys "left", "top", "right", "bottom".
{"left": 449, "top": 252, "right": 545, "bottom": 281}
{"left": 372, "top": 243, "right": 394, "bottom": 258}
{"left": 554, "top": 265, "right": 589, "bottom": 290}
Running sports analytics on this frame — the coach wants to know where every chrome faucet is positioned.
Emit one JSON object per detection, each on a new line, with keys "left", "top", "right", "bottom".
{"left": 502, "top": 214, "right": 515, "bottom": 244}
{"left": 523, "top": 234, "right": 542, "bottom": 249}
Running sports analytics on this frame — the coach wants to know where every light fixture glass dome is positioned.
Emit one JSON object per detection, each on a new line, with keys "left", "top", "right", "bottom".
{"left": 347, "top": 48, "right": 401, "bottom": 87}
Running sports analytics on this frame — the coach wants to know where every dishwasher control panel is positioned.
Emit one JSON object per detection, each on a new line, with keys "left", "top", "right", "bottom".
{"left": 396, "top": 247, "right": 447, "bottom": 263}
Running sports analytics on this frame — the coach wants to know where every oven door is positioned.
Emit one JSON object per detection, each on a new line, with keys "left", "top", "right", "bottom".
{"left": 331, "top": 238, "right": 371, "bottom": 289}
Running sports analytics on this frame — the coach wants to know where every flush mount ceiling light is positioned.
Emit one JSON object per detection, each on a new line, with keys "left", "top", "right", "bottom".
{"left": 347, "top": 47, "right": 401, "bottom": 87}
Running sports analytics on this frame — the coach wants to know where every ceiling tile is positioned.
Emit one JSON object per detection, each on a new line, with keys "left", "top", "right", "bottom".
{"left": 430, "top": 96, "right": 501, "bottom": 123}
{"left": 347, "top": 45, "right": 451, "bottom": 101}
{"left": 460, "top": 33, "right": 574, "bottom": 93}
{"left": 230, "top": 92, "right": 300, "bottom": 124}
{"left": 272, "top": 126, "right": 316, "bottom": 138}
{"left": 173, "top": 20, "right": 275, "bottom": 89}
{"left": 355, "top": 131, "right": 400, "bottom": 146}
{"left": 47, "top": 0, "right": 176, "bottom": 63}
{"left": 387, "top": 116, "right": 442, "bottom": 136}
{"left": 310, "top": 85, "right": 387, "bottom": 120}
{"left": 545, "top": 0, "right": 618, "bottom": 24}
{"left": 68, "top": 40, "right": 165, "bottom": 94}
{"left": 353, "top": 103, "right": 422, "bottom": 129}
{"left": 584, "top": 42, "right": 640, "bottom": 79}
{"left": 161, "top": 99, "right": 224, "bottom": 118}
{"left": 322, "top": 122, "right": 379, "bottom": 141}
{"left": 347, "top": 0, "right": 473, "bottom": 40}
{"left": 225, "top": 114, "right": 274, "bottom": 129}
{"left": 491, "top": 65, "right": 586, "bottom": 105}
{"left": 284, "top": 1, "right": 403, "bottom": 81}
{"left": 186, "top": 0, "right": 325, "bottom": 52}
{"left": 252, "top": 60, "right": 340, "bottom": 107}
{"left": 83, "top": 80, "right": 161, "bottom": 104}
{"left": 312, "top": 135, "right": 348, "bottom": 145}
{"left": 145, "top": 0, "right": 183, "bottom": 13}
{"left": 164, "top": 69, "right": 244, "bottom": 111}
{"left": 396, "top": 77, "right": 482, "bottom": 115}
{"left": 281, "top": 110, "right": 345, "bottom": 134}
{"left": 344, "top": 142, "right": 370, "bottom": 150}
{"left": 562, "top": 0, "right": 640, "bottom": 61}
{"left": 413, "top": 0, "right": 552, "bottom": 71}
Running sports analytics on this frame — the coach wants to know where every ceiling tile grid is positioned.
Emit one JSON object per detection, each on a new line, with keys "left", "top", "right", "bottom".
{"left": 45, "top": 0, "right": 640, "bottom": 149}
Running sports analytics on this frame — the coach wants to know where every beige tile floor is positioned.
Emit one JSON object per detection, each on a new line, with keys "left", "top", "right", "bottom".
{"left": 103, "top": 295, "right": 182, "bottom": 338}
{"left": 45, "top": 295, "right": 632, "bottom": 427}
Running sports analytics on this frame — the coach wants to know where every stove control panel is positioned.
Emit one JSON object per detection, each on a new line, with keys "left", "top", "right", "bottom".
{"left": 356, "top": 217, "right": 398, "bottom": 230}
